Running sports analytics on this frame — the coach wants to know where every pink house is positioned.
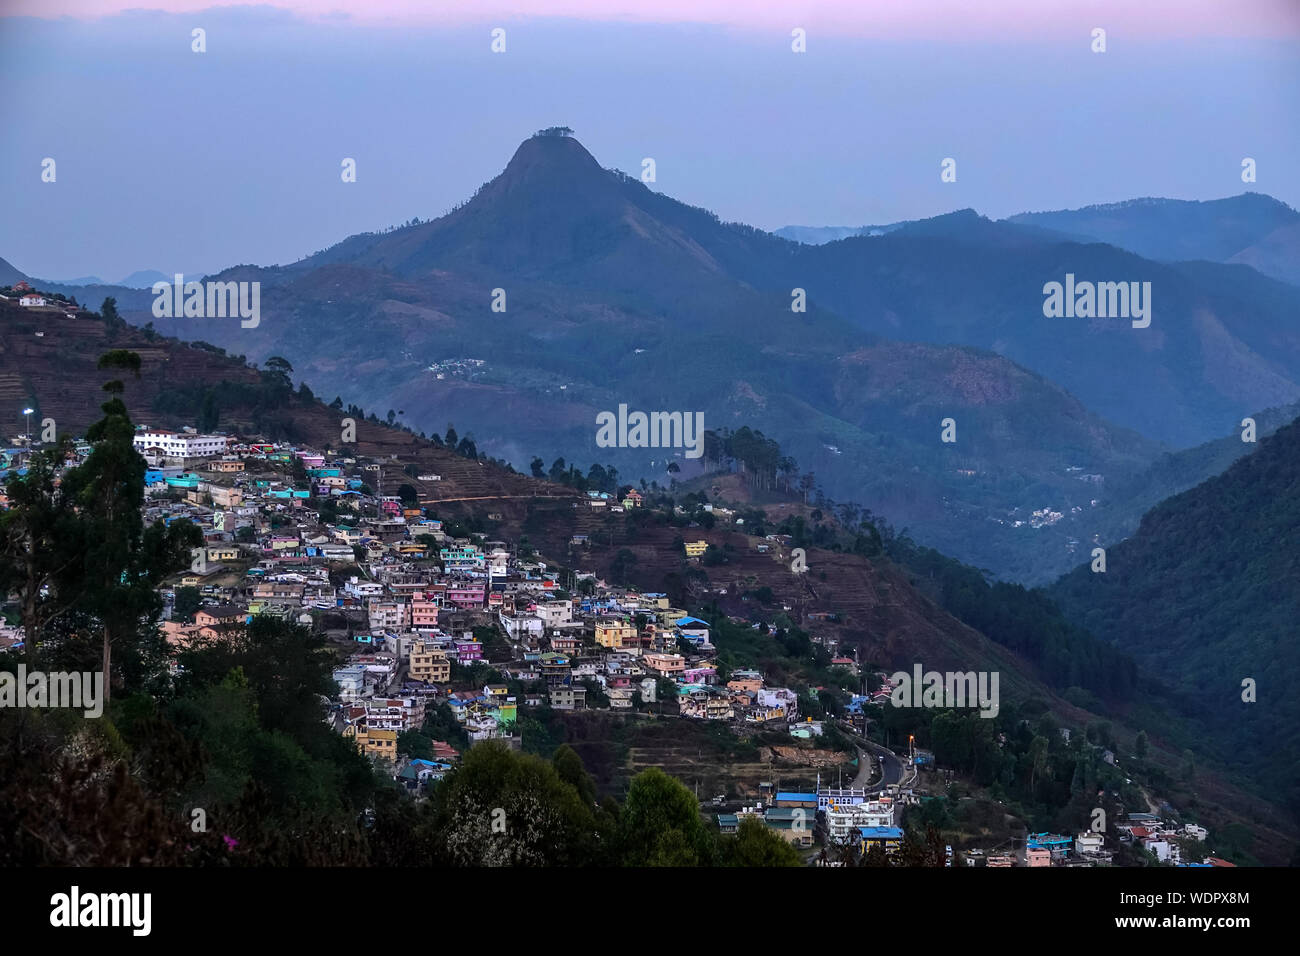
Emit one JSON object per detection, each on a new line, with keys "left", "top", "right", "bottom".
{"left": 455, "top": 640, "right": 483, "bottom": 663}
{"left": 446, "top": 585, "right": 485, "bottom": 609}
{"left": 411, "top": 599, "right": 439, "bottom": 628}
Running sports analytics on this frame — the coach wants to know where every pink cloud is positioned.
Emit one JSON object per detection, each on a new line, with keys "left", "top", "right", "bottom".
{"left": 8, "top": 0, "right": 1299, "bottom": 39}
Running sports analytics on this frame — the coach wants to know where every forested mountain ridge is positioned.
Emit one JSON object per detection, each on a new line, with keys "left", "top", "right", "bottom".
{"left": 1051, "top": 414, "right": 1300, "bottom": 805}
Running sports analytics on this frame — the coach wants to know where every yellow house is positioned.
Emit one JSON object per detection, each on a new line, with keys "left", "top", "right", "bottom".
{"left": 684, "top": 540, "right": 708, "bottom": 558}
{"left": 351, "top": 727, "right": 399, "bottom": 762}
{"left": 410, "top": 642, "right": 451, "bottom": 683}
{"left": 657, "top": 607, "right": 688, "bottom": 626}
{"left": 595, "top": 621, "right": 636, "bottom": 649}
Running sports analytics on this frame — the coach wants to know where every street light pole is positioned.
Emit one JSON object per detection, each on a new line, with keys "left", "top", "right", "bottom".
{"left": 23, "top": 407, "right": 34, "bottom": 440}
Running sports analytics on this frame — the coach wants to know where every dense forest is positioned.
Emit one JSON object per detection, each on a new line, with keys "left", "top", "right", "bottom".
{"left": 1051, "top": 416, "right": 1300, "bottom": 808}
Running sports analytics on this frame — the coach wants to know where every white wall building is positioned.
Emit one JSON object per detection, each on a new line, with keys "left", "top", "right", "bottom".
{"left": 824, "top": 800, "right": 895, "bottom": 843}
{"left": 133, "top": 430, "right": 228, "bottom": 460}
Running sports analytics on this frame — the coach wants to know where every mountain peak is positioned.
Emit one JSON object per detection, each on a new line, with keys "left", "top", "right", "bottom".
{"left": 493, "top": 130, "right": 607, "bottom": 197}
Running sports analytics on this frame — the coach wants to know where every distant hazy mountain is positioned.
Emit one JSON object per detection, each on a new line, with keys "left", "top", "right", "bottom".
{"left": 774, "top": 222, "right": 904, "bottom": 244}
{"left": 46, "top": 275, "right": 105, "bottom": 286}
{"left": 1227, "top": 219, "right": 1300, "bottom": 287}
{"left": 0, "top": 257, "right": 28, "bottom": 285}
{"left": 797, "top": 212, "right": 1300, "bottom": 449}
{"left": 776, "top": 211, "right": 1075, "bottom": 246}
{"left": 20, "top": 134, "right": 1300, "bottom": 583}
{"left": 1006, "top": 193, "right": 1300, "bottom": 285}
{"left": 118, "top": 269, "right": 174, "bottom": 289}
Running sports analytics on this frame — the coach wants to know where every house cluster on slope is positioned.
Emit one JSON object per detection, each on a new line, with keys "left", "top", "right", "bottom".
{"left": 49, "top": 422, "right": 814, "bottom": 781}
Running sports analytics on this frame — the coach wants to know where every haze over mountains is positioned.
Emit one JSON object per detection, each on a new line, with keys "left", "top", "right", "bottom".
{"left": 10, "top": 131, "right": 1300, "bottom": 584}
{"left": 781, "top": 193, "right": 1300, "bottom": 287}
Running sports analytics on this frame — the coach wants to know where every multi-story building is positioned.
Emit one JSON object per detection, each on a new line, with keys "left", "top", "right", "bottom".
{"left": 595, "top": 621, "right": 636, "bottom": 649}
{"left": 642, "top": 652, "right": 686, "bottom": 676}
{"left": 825, "top": 801, "right": 895, "bottom": 843}
{"left": 549, "top": 685, "right": 587, "bottom": 711}
{"left": 411, "top": 598, "right": 439, "bottom": 629}
{"left": 363, "top": 696, "right": 426, "bottom": 732}
{"left": 446, "top": 584, "right": 485, "bottom": 608}
{"left": 333, "top": 665, "right": 368, "bottom": 701}
{"left": 541, "top": 652, "right": 572, "bottom": 686}
{"left": 454, "top": 639, "right": 483, "bottom": 664}
{"left": 440, "top": 545, "right": 485, "bottom": 573}
{"left": 208, "top": 485, "right": 243, "bottom": 508}
{"left": 727, "top": 670, "right": 764, "bottom": 693}
{"left": 409, "top": 642, "right": 450, "bottom": 683}
{"left": 368, "top": 600, "right": 410, "bottom": 632}
{"left": 133, "top": 430, "right": 228, "bottom": 461}
{"left": 349, "top": 726, "right": 398, "bottom": 762}
{"left": 194, "top": 604, "right": 247, "bottom": 639}
{"left": 535, "top": 600, "right": 574, "bottom": 627}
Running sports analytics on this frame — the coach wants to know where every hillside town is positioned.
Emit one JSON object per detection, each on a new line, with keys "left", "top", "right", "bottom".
{"left": 0, "top": 415, "right": 1236, "bottom": 868}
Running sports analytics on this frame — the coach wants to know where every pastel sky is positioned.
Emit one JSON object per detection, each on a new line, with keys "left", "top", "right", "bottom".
{"left": 1, "top": 1, "right": 1297, "bottom": 279}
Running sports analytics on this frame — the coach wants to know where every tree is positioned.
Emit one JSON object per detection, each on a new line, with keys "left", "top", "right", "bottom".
{"left": 1134, "top": 731, "right": 1148, "bottom": 759}
{"left": 0, "top": 443, "right": 79, "bottom": 655}
{"left": 396, "top": 484, "right": 419, "bottom": 506}
{"left": 655, "top": 678, "right": 678, "bottom": 712}
{"left": 197, "top": 389, "right": 220, "bottom": 433}
{"left": 431, "top": 742, "right": 598, "bottom": 865}
{"left": 861, "top": 841, "right": 890, "bottom": 867}
{"left": 609, "top": 548, "right": 637, "bottom": 586}
{"left": 263, "top": 356, "right": 294, "bottom": 388}
{"left": 719, "top": 815, "right": 802, "bottom": 866}
{"left": 551, "top": 744, "right": 597, "bottom": 807}
{"left": 530, "top": 457, "right": 545, "bottom": 478}
{"left": 99, "top": 296, "right": 123, "bottom": 328}
{"left": 617, "top": 768, "right": 712, "bottom": 866}
{"left": 53, "top": 354, "right": 201, "bottom": 704}
{"left": 172, "top": 586, "right": 202, "bottom": 623}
